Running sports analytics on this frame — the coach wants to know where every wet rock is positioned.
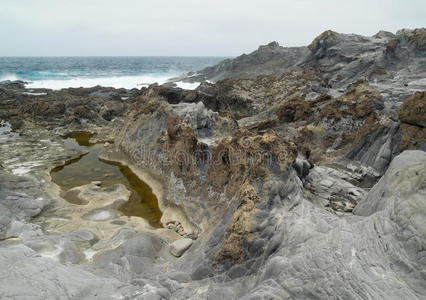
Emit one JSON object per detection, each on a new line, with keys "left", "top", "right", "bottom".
{"left": 0, "top": 80, "right": 27, "bottom": 90}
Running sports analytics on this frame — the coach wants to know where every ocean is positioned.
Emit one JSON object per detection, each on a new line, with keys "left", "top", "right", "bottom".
{"left": 0, "top": 56, "right": 227, "bottom": 90}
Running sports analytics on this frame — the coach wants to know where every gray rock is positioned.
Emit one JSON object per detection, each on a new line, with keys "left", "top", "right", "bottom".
{"left": 1, "top": 28, "right": 425, "bottom": 300}
{"left": 169, "top": 238, "right": 193, "bottom": 257}
{"left": 0, "top": 80, "right": 27, "bottom": 89}
{"left": 175, "top": 42, "right": 310, "bottom": 82}
{"left": 178, "top": 29, "right": 426, "bottom": 104}
{"left": 345, "top": 123, "right": 401, "bottom": 175}
{"left": 354, "top": 150, "right": 426, "bottom": 217}
{"left": 0, "top": 244, "right": 141, "bottom": 299}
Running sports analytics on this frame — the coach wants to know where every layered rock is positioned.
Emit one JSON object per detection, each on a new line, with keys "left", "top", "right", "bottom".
{"left": 0, "top": 27, "right": 424, "bottom": 299}
{"left": 177, "top": 28, "right": 426, "bottom": 105}
{"left": 173, "top": 41, "right": 310, "bottom": 82}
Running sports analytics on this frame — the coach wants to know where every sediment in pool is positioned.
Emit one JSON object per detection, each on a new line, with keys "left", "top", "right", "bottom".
{"left": 50, "top": 131, "right": 163, "bottom": 228}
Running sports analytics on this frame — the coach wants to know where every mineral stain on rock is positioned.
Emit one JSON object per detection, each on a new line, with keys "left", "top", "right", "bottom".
{"left": 50, "top": 131, "right": 163, "bottom": 227}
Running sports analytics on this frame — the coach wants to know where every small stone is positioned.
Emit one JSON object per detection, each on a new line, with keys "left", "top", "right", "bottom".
{"left": 169, "top": 238, "right": 193, "bottom": 257}
{"left": 167, "top": 224, "right": 177, "bottom": 230}
{"left": 91, "top": 181, "right": 102, "bottom": 186}
{"left": 104, "top": 142, "right": 110, "bottom": 147}
{"left": 185, "top": 230, "right": 198, "bottom": 240}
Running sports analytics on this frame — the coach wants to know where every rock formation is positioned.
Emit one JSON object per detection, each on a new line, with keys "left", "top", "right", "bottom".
{"left": 0, "top": 28, "right": 425, "bottom": 299}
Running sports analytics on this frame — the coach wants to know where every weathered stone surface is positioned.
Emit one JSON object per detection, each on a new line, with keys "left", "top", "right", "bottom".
{"left": 0, "top": 28, "right": 425, "bottom": 300}
{"left": 345, "top": 123, "right": 400, "bottom": 175}
{"left": 398, "top": 91, "right": 426, "bottom": 128}
{"left": 354, "top": 150, "right": 426, "bottom": 216}
{"left": 397, "top": 91, "right": 426, "bottom": 151}
{"left": 173, "top": 41, "right": 310, "bottom": 82}
{"left": 169, "top": 238, "right": 193, "bottom": 257}
{"left": 176, "top": 28, "right": 426, "bottom": 103}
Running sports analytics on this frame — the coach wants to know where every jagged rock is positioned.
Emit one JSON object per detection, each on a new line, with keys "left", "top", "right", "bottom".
{"left": 397, "top": 91, "right": 426, "bottom": 151}
{"left": 176, "top": 28, "right": 426, "bottom": 106}
{"left": 345, "top": 123, "right": 400, "bottom": 175}
{"left": 174, "top": 42, "right": 310, "bottom": 82}
{"left": 0, "top": 28, "right": 425, "bottom": 300}
{"left": 0, "top": 80, "right": 27, "bottom": 89}
{"left": 308, "top": 30, "right": 340, "bottom": 54}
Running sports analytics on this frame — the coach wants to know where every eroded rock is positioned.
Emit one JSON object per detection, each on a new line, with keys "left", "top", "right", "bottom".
{"left": 170, "top": 238, "right": 193, "bottom": 257}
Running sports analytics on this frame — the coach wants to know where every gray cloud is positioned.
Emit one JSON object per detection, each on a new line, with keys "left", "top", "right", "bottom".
{"left": 0, "top": 0, "right": 425, "bottom": 56}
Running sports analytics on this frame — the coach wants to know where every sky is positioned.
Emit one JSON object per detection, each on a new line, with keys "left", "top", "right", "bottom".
{"left": 0, "top": 0, "right": 425, "bottom": 56}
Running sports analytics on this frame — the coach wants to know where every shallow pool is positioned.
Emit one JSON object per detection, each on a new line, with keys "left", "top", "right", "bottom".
{"left": 50, "top": 132, "right": 162, "bottom": 228}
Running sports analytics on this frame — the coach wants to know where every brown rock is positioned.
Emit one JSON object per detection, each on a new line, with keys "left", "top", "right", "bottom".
{"left": 214, "top": 183, "right": 260, "bottom": 264}
{"left": 74, "top": 105, "right": 95, "bottom": 120}
{"left": 206, "top": 129, "right": 297, "bottom": 198}
{"left": 399, "top": 123, "right": 426, "bottom": 151}
{"left": 398, "top": 91, "right": 426, "bottom": 128}
{"left": 164, "top": 115, "right": 200, "bottom": 181}
{"left": 308, "top": 30, "right": 339, "bottom": 53}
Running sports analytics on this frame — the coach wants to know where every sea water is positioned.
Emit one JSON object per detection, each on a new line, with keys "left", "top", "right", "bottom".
{"left": 0, "top": 56, "right": 226, "bottom": 90}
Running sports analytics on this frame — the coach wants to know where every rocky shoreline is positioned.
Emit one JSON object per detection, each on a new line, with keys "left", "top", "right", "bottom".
{"left": 0, "top": 28, "right": 425, "bottom": 299}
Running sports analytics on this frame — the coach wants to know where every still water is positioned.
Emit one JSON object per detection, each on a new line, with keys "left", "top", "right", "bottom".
{"left": 50, "top": 132, "right": 162, "bottom": 228}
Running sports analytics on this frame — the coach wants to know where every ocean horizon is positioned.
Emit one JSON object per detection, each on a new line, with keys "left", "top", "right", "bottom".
{"left": 0, "top": 56, "right": 228, "bottom": 90}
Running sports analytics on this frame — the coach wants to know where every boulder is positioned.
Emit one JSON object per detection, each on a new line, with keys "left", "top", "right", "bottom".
{"left": 169, "top": 238, "right": 193, "bottom": 257}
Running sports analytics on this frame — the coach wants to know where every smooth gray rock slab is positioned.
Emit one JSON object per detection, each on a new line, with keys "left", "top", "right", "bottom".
{"left": 169, "top": 238, "right": 193, "bottom": 257}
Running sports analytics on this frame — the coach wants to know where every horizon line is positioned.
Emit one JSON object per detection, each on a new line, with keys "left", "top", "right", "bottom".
{"left": 0, "top": 55, "right": 233, "bottom": 58}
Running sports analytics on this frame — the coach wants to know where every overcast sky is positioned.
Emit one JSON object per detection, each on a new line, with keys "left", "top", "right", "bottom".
{"left": 1, "top": 0, "right": 425, "bottom": 56}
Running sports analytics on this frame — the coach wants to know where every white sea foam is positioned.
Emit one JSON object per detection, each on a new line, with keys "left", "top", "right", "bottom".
{"left": 22, "top": 92, "right": 47, "bottom": 96}
{"left": 175, "top": 81, "right": 201, "bottom": 90}
{"left": 22, "top": 75, "right": 201, "bottom": 90}
{"left": 0, "top": 74, "right": 20, "bottom": 82}
{"left": 24, "top": 75, "right": 172, "bottom": 90}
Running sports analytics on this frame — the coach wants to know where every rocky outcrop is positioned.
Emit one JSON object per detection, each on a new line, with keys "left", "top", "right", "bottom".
{"left": 0, "top": 80, "right": 27, "bottom": 90}
{"left": 173, "top": 42, "right": 310, "bottom": 82}
{"left": 0, "top": 28, "right": 425, "bottom": 299}
{"left": 397, "top": 91, "right": 426, "bottom": 151}
{"left": 0, "top": 85, "right": 131, "bottom": 131}
{"left": 345, "top": 123, "right": 400, "bottom": 175}
{"left": 398, "top": 91, "right": 426, "bottom": 127}
{"left": 176, "top": 28, "right": 426, "bottom": 106}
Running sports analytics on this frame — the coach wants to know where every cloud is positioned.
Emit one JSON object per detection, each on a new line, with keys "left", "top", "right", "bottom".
{"left": 0, "top": 0, "right": 424, "bottom": 56}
